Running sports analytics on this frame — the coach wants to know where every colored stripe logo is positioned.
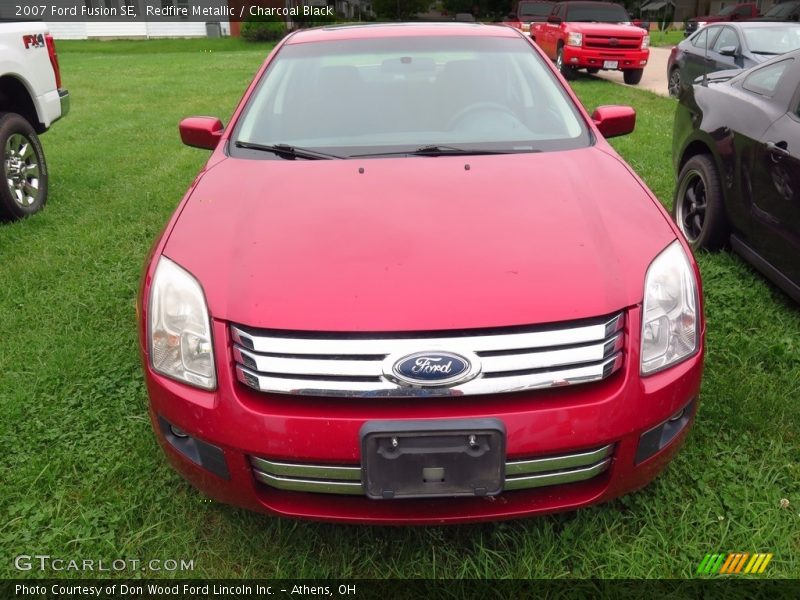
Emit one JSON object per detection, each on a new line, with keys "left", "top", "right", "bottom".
{"left": 696, "top": 553, "right": 773, "bottom": 574}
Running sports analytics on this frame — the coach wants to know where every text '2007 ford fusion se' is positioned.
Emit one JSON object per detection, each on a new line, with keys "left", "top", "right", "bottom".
{"left": 138, "top": 23, "right": 704, "bottom": 524}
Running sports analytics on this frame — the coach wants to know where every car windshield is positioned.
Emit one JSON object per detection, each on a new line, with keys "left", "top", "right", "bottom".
{"left": 232, "top": 35, "right": 589, "bottom": 158}
{"left": 566, "top": 4, "right": 629, "bottom": 22}
{"left": 718, "top": 5, "right": 737, "bottom": 15}
{"left": 519, "top": 3, "right": 554, "bottom": 16}
{"left": 764, "top": 2, "right": 799, "bottom": 17}
{"left": 743, "top": 24, "right": 800, "bottom": 54}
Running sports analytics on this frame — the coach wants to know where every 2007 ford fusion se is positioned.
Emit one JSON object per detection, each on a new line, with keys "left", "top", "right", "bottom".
{"left": 138, "top": 23, "right": 704, "bottom": 524}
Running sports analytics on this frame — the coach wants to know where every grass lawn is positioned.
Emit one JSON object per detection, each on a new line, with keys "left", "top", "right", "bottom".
{"left": 1, "top": 39, "right": 798, "bottom": 580}
{"left": 649, "top": 29, "right": 685, "bottom": 47}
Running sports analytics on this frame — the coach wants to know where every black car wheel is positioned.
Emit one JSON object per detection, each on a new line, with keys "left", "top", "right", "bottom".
{"left": 668, "top": 68, "right": 682, "bottom": 98}
{"left": 0, "top": 112, "right": 48, "bottom": 221}
{"left": 556, "top": 46, "right": 576, "bottom": 80}
{"left": 623, "top": 69, "right": 644, "bottom": 85}
{"left": 673, "top": 154, "right": 728, "bottom": 250}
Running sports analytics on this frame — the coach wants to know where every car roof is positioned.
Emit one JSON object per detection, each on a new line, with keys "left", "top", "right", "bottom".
{"left": 710, "top": 20, "right": 800, "bottom": 29}
{"left": 285, "top": 22, "right": 522, "bottom": 45}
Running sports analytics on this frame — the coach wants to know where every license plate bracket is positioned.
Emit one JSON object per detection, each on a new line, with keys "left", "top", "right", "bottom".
{"left": 360, "top": 419, "right": 506, "bottom": 500}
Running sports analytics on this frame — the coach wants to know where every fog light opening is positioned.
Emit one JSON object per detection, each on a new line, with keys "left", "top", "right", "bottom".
{"left": 170, "top": 425, "right": 189, "bottom": 438}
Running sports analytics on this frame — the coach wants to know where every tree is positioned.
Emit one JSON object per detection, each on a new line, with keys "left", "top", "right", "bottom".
{"left": 372, "top": 0, "right": 430, "bottom": 19}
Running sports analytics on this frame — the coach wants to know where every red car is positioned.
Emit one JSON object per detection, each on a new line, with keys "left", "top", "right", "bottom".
{"left": 139, "top": 23, "right": 704, "bottom": 524}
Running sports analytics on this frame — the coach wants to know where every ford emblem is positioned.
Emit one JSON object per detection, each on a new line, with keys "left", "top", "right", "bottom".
{"left": 385, "top": 351, "right": 480, "bottom": 387}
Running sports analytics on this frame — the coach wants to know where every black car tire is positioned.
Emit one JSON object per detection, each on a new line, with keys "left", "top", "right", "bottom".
{"left": 0, "top": 112, "right": 48, "bottom": 221}
{"left": 623, "top": 69, "right": 644, "bottom": 85}
{"left": 673, "top": 154, "right": 729, "bottom": 250}
{"left": 668, "top": 67, "right": 682, "bottom": 98}
{"left": 556, "top": 46, "right": 576, "bottom": 80}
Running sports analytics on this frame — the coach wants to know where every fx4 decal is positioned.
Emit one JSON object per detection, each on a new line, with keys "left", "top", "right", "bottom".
{"left": 23, "top": 34, "right": 45, "bottom": 49}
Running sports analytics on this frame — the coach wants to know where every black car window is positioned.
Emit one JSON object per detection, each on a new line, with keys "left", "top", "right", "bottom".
{"left": 691, "top": 28, "right": 708, "bottom": 48}
{"left": 712, "top": 27, "right": 740, "bottom": 52}
{"left": 742, "top": 58, "right": 794, "bottom": 96}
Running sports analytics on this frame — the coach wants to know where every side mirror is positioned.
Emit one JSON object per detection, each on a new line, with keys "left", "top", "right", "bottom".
{"left": 591, "top": 105, "right": 636, "bottom": 138}
{"left": 547, "top": 15, "right": 562, "bottom": 23}
{"left": 179, "top": 116, "right": 224, "bottom": 150}
{"left": 719, "top": 45, "right": 737, "bottom": 56}
{"left": 507, "top": 12, "right": 517, "bottom": 19}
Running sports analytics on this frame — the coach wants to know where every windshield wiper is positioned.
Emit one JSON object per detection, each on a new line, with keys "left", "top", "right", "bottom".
{"left": 351, "top": 145, "right": 511, "bottom": 158}
{"left": 751, "top": 51, "right": 781, "bottom": 55}
{"left": 234, "top": 141, "right": 343, "bottom": 160}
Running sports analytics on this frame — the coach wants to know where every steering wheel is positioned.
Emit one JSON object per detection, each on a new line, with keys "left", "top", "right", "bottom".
{"left": 447, "top": 101, "right": 521, "bottom": 131}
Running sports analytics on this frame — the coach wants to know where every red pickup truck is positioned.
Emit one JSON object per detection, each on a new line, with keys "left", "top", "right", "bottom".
{"left": 684, "top": 3, "right": 760, "bottom": 36}
{"left": 531, "top": 1, "right": 650, "bottom": 84}
{"left": 505, "top": 0, "right": 556, "bottom": 33}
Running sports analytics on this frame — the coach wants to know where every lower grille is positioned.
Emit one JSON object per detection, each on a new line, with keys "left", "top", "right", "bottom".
{"left": 250, "top": 445, "right": 613, "bottom": 496}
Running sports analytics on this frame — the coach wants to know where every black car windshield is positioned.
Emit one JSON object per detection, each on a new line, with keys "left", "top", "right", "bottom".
{"left": 566, "top": 4, "right": 629, "bottom": 22}
{"left": 743, "top": 24, "right": 800, "bottom": 54}
{"left": 764, "top": 2, "right": 799, "bottom": 17}
{"left": 718, "top": 5, "right": 737, "bottom": 15}
{"left": 231, "top": 35, "right": 589, "bottom": 158}
{"left": 519, "top": 2, "right": 554, "bottom": 17}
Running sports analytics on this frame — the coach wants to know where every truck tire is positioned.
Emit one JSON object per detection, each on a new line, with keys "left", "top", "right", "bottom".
{"left": 556, "top": 46, "right": 576, "bottom": 81}
{"left": 623, "top": 69, "right": 644, "bottom": 85}
{"left": 0, "top": 112, "right": 48, "bottom": 220}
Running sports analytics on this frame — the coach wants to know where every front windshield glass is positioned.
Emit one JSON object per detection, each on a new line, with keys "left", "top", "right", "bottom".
{"left": 743, "top": 24, "right": 800, "bottom": 54}
{"left": 718, "top": 5, "right": 737, "bottom": 15}
{"left": 566, "top": 4, "right": 629, "bottom": 22}
{"left": 231, "top": 35, "right": 589, "bottom": 158}
{"left": 764, "top": 2, "right": 799, "bottom": 17}
{"left": 519, "top": 2, "right": 554, "bottom": 17}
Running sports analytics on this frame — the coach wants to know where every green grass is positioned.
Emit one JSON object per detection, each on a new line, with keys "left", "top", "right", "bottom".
{"left": 1, "top": 39, "right": 798, "bottom": 580}
{"left": 649, "top": 29, "right": 685, "bottom": 47}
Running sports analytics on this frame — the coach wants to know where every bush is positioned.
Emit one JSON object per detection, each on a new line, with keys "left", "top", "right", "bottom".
{"left": 241, "top": 19, "right": 286, "bottom": 42}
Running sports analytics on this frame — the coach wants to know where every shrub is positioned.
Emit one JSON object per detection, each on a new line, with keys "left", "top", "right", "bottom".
{"left": 241, "top": 19, "right": 286, "bottom": 42}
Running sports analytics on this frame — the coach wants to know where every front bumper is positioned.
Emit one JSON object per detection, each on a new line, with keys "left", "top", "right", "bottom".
{"left": 143, "top": 306, "right": 703, "bottom": 524}
{"left": 562, "top": 46, "right": 649, "bottom": 71}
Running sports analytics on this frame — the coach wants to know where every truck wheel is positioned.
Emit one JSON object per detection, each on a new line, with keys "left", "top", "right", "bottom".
{"left": 0, "top": 112, "right": 48, "bottom": 221}
{"left": 556, "top": 47, "right": 576, "bottom": 81}
{"left": 673, "top": 154, "right": 728, "bottom": 250}
{"left": 623, "top": 69, "right": 644, "bottom": 85}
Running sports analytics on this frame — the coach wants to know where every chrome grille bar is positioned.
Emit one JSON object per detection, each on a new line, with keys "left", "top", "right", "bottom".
{"left": 233, "top": 312, "right": 625, "bottom": 397}
{"left": 250, "top": 444, "right": 613, "bottom": 496}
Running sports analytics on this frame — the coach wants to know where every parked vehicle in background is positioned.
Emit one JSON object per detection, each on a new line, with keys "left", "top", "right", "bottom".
{"left": 0, "top": 21, "right": 69, "bottom": 220}
{"left": 531, "top": 1, "right": 650, "bottom": 84}
{"left": 0, "top": 20, "right": 68, "bottom": 221}
{"left": 506, "top": 0, "right": 556, "bottom": 33}
{"left": 755, "top": 0, "right": 800, "bottom": 22}
{"left": 673, "top": 49, "right": 800, "bottom": 302}
{"left": 667, "top": 21, "right": 800, "bottom": 96}
{"left": 685, "top": 3, "right": 760, "bottom": 36}
{"left": 140, "top": 23, "right": 704, "bottom": 524}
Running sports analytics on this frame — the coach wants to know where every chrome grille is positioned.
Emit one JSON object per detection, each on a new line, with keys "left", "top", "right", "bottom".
{"left": 250, "top": 445, "right": 613, "bottom": 495}
{"left": 232, "top": 313, "right": 624, "bottom": 397}
{"left": 584, "top": 35, "right": 641, "bottom": 50}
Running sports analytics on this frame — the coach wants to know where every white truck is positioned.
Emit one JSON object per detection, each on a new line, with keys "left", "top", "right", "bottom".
{"left": 0, "top": 20, "right": 69, "bottom": 220}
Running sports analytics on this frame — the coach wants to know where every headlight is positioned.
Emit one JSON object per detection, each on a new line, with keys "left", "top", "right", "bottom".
{"left": 567, "top": 32, "right": 583, "bottom": 46}
{"left": 641, "top": 34, "right": 650, "bottom": 49}
{"left": 640, "top": 241, "right": 699, "bottom": 375}
{"left": 696, "top": 21, "right": 707, "bottom": 28}
{"left": 149, "top": 256, "right": 216, "bottom": 390}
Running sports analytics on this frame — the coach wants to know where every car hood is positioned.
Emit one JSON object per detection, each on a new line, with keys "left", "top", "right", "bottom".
{"left": 164, "top": 148, "right": 675, "bottom": 331}
{"left": 567, "top": 22, "right": 645, "bottom": 36}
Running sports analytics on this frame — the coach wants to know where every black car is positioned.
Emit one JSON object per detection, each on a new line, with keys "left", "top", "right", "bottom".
{"left": 667, "top": 21, "right": 800, "bottom": 96}
{"left": 756, "top": 0, "right": 800, "bottom": 22}
{"left": 672, "top": 50, "right": 800, "bottom": 302}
